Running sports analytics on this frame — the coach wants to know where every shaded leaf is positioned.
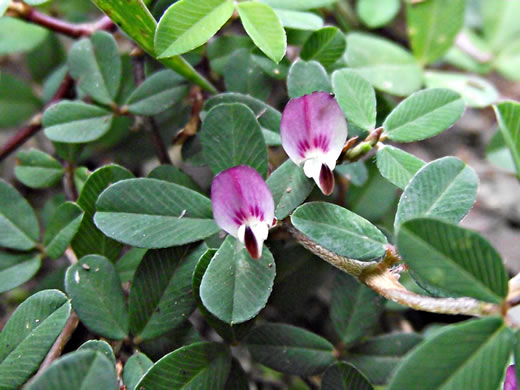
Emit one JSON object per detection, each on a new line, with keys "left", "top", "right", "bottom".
{"left": 486, "top": 129, "right": 516, "bottom": 174}
{"left": 115, "top": 247, "right": 147, "bottom": 284}
{"left": 376, "top": 145, "right": 425, "bottom": 190}
{"left": 0, "top": 252, "right": 41, "bottom": 293}
{"left": 291, "top": 202, "right": 388, "bottom": 261}
{"left": 65, "top": 255, "right": 128, "bottom": 339}
{"left": 322, "top": 362, "right": 374, "bottom": 390}
{"left": 78, "top": 340, "right": 116, "bottom": 366}
{"left": 15, "top": 149, "right": 64, "bottom": 189}
{"left": 0, "top": 73, "right": 41, "bottom": 128}
{"left": 200, "top": 103, "right": 268, "bottom": 177}
{"left": 224, "top": 359, "right": 250, "bottom": 389}
{"left": 287, "top": 60, "right": 331, "bottom": 98}
{"left": 200, "top": 236, "right": 276, "bottom": 324}
{"left": 300, "top": 26, "right": 346, "bottom": 67}
{"left": 148, "top": 165, "right": 201, "bottom": 193}
{"left": 123, "top": 352, "right": 153, "bottom": 390}
{"left": 44, "top": 202, "right": 84, "bottom": 260}
{"left": 246, "top": 323, "right": 335, "bottom": 375}
{"left": 0, "top": 17, "right": 48, "bottom": 55}
{"left": 493, "top": 101, "right": 520, "bottom": 177}
{"left": 94, "top": 178, "right": 219, "bottom": 248}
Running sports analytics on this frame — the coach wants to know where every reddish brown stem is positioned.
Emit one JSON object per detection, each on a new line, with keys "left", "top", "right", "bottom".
{"left": 0, "top": 74, "right": 74, "bottom": 163}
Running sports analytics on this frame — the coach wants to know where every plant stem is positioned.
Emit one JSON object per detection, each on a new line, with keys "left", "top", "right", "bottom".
{"left": 290, "top": 226, "right": 502, "bottom": 317}
{"left": 8, "top": 2, "right": 115, "bottom": 38}
{"left": 63, "top": 161, "right": 78, "bottom": 201}
{"left": 0, "top": 74, "right": 74, "bottom": 163}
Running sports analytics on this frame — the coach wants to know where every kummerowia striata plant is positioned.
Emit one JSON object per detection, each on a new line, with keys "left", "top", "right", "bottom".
{"left": 1, "top": 0, "right": 520, "bottom": 389}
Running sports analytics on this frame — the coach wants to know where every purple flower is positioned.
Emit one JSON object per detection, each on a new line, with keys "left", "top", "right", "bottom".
{"left": 505, "top": 365, "right": 518, "bottom": 390}
{"left": 280, "top": 91, "right": 348, "bottom": 195}
{"left": 211, "top": 165, "right": 275, "bottom": 259}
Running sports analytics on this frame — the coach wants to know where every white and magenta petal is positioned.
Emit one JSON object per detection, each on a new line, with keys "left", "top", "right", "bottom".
{"left": 505, "top": 365, "right": 518, "bottom": 390}
{"left": 211, "top": 165, "right": 275, "bottom": 259}
{"left": 280, "top": 91, "right": 348, "bottom": 195}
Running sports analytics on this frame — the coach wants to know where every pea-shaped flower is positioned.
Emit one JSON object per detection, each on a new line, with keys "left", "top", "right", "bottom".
{"left": 280, "top": 91, "right": 348, "bottom": 195}
{"left": 211, "top": 165, "right": 275, "bottom": 259}
{"left": 505, "top": 365, "right": 517, "bottom": 390}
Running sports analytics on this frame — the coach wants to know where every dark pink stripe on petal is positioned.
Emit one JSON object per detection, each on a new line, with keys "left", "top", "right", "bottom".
{"left": 244, "top": 225, "right": 260, "bottom": 259}
{"left": 319, "top": 164, "right": 335, "bottom": 195}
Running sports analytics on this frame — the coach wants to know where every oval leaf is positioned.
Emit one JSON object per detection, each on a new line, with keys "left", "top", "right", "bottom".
{"left": 200, "top": 235, "right": 276, "bottom": 324}
{"left": 383, "top": 88, "right": 465, "bottom": 142}
{"left": 397, "top": 218, "right": 508, "bottom": 303}
{"left": 43, "top": 101, "right": 114, "bottom": 143}
{"left": 274, "top": 8, "right": 324, "bottom": 30}
{"left": 78, "top": 340, "right": 116, "bottom": 366}
{"left": 287, "top": 60, "right": 331, "bottom": 98}
{"left": 387, "top": 318, "right": 513, "bottom": 390}
{"left": 26, "top": 350, "right": 117, "bottom": 390}
{"left": 44, "top": 202, "right": 84, "bottom": 260}
{"left": 123, "top": 352, "right": 153, "bottom": 390}
{"left": 94, "top": 178, "right": 219, "bottom": 248}
{"left": 376, "top": 145, "right": 425, "bottom": 190}
{"left": 494, "top": 100, "right": 520, "bottom": 177}
{"left": 15, "top": 149, "right": 64, "bottom": 189}
{"left": 246, "top": 323, "right": 335, "bottom": 375}
{"left": 0, "top": 178, "right": 39, "bottom": 250}
{"left": 322, "top": 362, "right": 374, "bottom": 390}
{"left": 129, "top": 245, "right": 205, "bottom": 341}
{"left": 332, "top": 68, "right": 377, "bottom": 131}
{"left": 394, "top": 157, "right": 478, "bottom": 228}
{"left": 155, "top": 0, "right": 235, "bottom": 58}
{"left": 237, "top": 1, "right": 287, "bottom": 63}
{"left": 65, "top": 255, "right": 129, "bottom": 339}
{"left": 136, "top": 342, "right": 232, "bottom": 390}
{"left": 291, "top": 202, "right": 388, "bottom": 261}
{"left": 0, "top": 252, "right": 41, "bottom": 293}
{"left": 125, "top": 70, "right": 188, "bottom": 116}
{"left": 300, "top": 26, "right": 346, "bottom": 67}
{"left": 200, "top": 103, "right": 268, "bottom": 177}
{"left": 68, "top": 31, "right": 122, "bottom": 105}
{"left": 0, "top": 290, "right": 71, "bottom": 390}
{"left": 357, "top": 0, "right": 400, "bottom": 28}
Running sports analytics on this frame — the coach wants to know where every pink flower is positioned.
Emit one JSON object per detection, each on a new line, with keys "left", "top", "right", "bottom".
{"left": 280, "top": 91, "right": 348, "bottom": 195}
{"left": 505, "top": 365, "right": 518, "bottom": 390}
{"left": 211, "top": 165, "right": 275, "bottom": 259}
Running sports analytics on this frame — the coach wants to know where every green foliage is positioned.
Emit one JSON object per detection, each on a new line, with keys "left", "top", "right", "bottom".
{"left": 78, "top": 340, "right": 116, "bottom": 366}
{"left": 0, "top": 17, "right": 48, "bottom": 55}
{"left": 494, "top": 101, "right": 520, "bottom": 177}
{"left": 0, "top": 73, "right": 41, "bottom": 128}
{"left": 0, "top": 290, "right": 71, "bottom": 390}
{"left": 0, "top": 252, "right": 41, "bottom": 293}
{"left": 322, "top": 362, "right": 374, "bottom": 390}
{"left": 43, "top": 202, "right": 84, "bottom": 259}
{"left": 300, "top": 26, "right": 346, "bottom": 67}
{"left": 15, "top": 149, "right": 64, "bottom": 189}
{"left": 123, "top": 352, "right": 153, "bottom": 390}
{"left": 357, "top": 0, "right": 399, "bottom": 28}
{"left": 376, "top": 146, "right": 425, "bottom": 190}
{"left": 287, "top": 60, "right": 331, "bottom": 98}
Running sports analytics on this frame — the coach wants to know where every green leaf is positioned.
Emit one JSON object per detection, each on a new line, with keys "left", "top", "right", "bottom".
{"left": 287, "top": 60, "right": 331, "bottom": 98}
{"left": 291, "top": 202, "right": 388, "bottom": 261}
{"left": 0, "top": 179, "right": 39, "bottom": 250}
{"left": 251, "top": 49, "right": 291, "bottom": 80}
{"left": 394, "top": 157, "right": 478, "bottom": 228}
{"left": 0, "top": 17, "right": 48, "bottom": 55}
{"left": 406, "top": 0, "right": 465, "bottom": 64}
{"left": 147, "top": 165, "right": 201, "bottom": 193}
{"left": 486, "top": 129, "right": 516, "bottom": 174}
{"left": 0, "top": 252, "right": 41, "bottom": 293}
{"left": 65, "top": 255, "right": 129, "bottom": 339}
{"left": 200, "top": 103, "right": 268, "bottom": 177}
{"left": 94, "top": 178, "right": 219, "bottom": 248}
{"left": 397, "top": 218, "right": 509, "bottom": 303}
{"left": 223, "top": 48, "right": 272, "bottom": 100}
{"left": 345, "top": 32, "right": 422, "bottom": 96}
{"left": 332, "top": 69, "right": 376, "bottom": 131}
{"left": 200, "top": 236, "right": 276, "bottom": 324}
{"left": 136, "top": 342, "right": 232, "bottom": 390}
{"left": 300, "top": 26, "right": 346, "bottom": 67}
{"left": 123, "top": 352, "right": 153, "bottom": 390}
{"left": 330, "top": 272, "right": 385, "bottom": 345}
{"left": 273, "top": 8, "right": 324, "bottom": 30}
{"left": 0, "top": 73, "right": 41, "bottom": 128}
{"left": 482, "top": 0, "right": 520, "bottom": 52}
{"left": 495, "top": 39, "right": 520, "bottom": 81}
{"left": 203, "top": 92, "right": 281, "bottom": 145}
{"left": 388, "top": 318, "right": 513, "bottom": 390}
{"left": 260, "top": 0, "right": 337, "bottom": 10}
{"left": 192, "top": 249, "right": 254, "bottom": 344}
{"left": 322, "top": 362, "right": 374, "bottom": 390}
{"left": 116, "top": 247, "right": 147, "bottom": 284}
{"left": 155, "top": 0, "right": 234, "bottom": 58}
{"left": 266, "top": 159, "right": 314, "bottom": 219}
{"left": 125, "top": 70, "right": 188, "bottom": 116}
{"left": 78, "top": 340, "right": 116, "bottom": 366}
{"left": 424, "top": 71, "right": 499, "bottom": 108}
{"left": 246, "top": 323, "right": 335, "bottom": 375}
{"left": 336, "top": 161, "right": 368, "bottom": 186}
{"left": 71, "top": 165, "right": 134, "bottom": 261}
{"left": 0, "top": 290, "right": 71, "bottom": 390}
{"left": 15, "top": 149, "right": 64, "bottom": 189}
{"left": 44, "top": 202, "right": 84, "bottom": 260}
{"left": 347, "top": 333, "right": 424, "bottom": 385}
{"left": 43, "top": 101, "right": 114, "bottom": 143}
{"left": 25, "top": 350, "right": 118, "bottom": 390}
{"left": 383, "top": 88, "right": 464, "bottom": 142}
{"left": 207, "top": 35, "right": 255, "bottom": 75}
{"left": 68, "top": 32, "right": 121, "bottom": 105}
{"left": 237, "top": 1, "right": 286, "bottom": 63}
{"left": 224, "top": 359, "right": 250, "bottom": 389}
{"left": 357, "top": 0, "right": 400, "bottom": 28}
{"left": 493, "top": 101, "right": 520, "bottom": 177}
{"left": 376, "top": 145, "right": 425, "bottom": 190}
{"left": 129, "top": 245, "right": 204, "bottom": 341}
{"left": 91, "top": 0, "right": 216, "bottom": 92}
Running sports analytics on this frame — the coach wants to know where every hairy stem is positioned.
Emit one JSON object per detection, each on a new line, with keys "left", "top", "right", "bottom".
{"left": 291, "top": 227, "right": 502, "bottom": 317}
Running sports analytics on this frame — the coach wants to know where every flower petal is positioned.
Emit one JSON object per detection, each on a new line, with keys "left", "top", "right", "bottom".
{"left": 505, "top": 365, "right": 518, "bottom": 390}
{"left": 280, "top": 91, "right": 348, "bottom": 166}
{"left": 211, "top": 165, "right": 275, "bottom": 237}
